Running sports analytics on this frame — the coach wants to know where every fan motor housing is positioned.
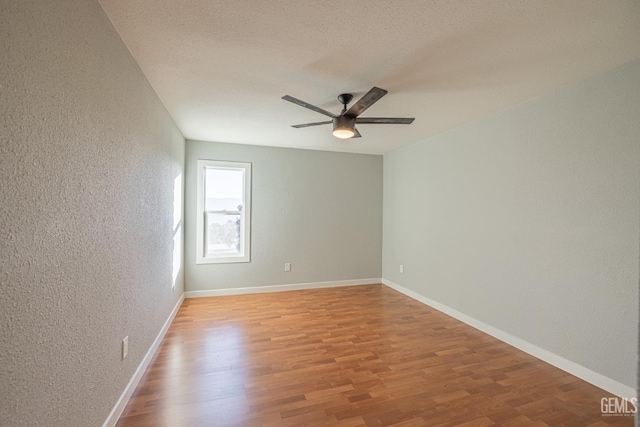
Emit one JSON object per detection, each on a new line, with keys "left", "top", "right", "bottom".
{"left": 333, "top": 115, "right": 356, "bottom": 132}
{"left": 332, "top": 115, "right": 357, "bottom": 139}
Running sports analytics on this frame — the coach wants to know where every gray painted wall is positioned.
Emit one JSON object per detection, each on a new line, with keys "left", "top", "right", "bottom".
{"left": 185, "top": 141, "right": 382, "bottom": 291}
{"left": 0, "top": 1, "right": 185, "bottom": 426}
{"left": 383, "top": 60, "right": 640, "bottom": 388}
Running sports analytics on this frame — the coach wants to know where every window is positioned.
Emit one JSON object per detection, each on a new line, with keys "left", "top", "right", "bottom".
{"left": 196, "top": 160, "right": 251, "bottom": 264}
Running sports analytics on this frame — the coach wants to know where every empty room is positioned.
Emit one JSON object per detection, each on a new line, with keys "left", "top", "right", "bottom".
{"left": 1, "top": 1, "right": 639, "bottom": 426}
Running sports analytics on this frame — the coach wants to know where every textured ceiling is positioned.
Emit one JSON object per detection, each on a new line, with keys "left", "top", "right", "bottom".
{"left": 99, "top": 0, "right": 640, "bottom": 154}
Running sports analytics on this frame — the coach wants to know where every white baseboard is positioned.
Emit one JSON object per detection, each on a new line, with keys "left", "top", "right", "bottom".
{"left": 382, "top": 278, "right": 636, "bottom": 399}
{"left": 184, "top": 278, "right": 382, "bottom": 298}
{"left": 102, "top": 293, "right": 185, "bottom": 427}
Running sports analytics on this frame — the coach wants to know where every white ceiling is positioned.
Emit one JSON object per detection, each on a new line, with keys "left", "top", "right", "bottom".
{"left": 99, "top": 0, "right": 640, "bottom": 155}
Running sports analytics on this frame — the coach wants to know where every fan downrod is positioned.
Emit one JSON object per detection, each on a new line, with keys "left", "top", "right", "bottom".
{"left": 337, "top": 93, "right": 353, "bottom": 109}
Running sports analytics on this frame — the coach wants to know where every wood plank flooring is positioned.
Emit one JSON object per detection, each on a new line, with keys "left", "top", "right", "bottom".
{"left": 116, "top": 284, "right": 632, "bottom": 426}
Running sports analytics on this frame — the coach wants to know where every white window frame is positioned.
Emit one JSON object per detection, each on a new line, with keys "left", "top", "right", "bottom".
{"left": 196, "top": 160, "right": 251, "bottom": 264}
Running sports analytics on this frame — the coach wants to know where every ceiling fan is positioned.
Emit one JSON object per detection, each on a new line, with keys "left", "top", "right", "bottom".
{"left": 282, "top": 87, "right": 414, "bottom": 139}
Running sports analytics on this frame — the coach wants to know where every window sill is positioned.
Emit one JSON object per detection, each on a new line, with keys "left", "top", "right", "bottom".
{"left": 196, "top": 255, "right": 250, "bottom": 265}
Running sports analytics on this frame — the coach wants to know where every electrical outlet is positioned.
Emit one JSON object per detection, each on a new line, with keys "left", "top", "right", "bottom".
{"left": 122, "top": 336, "right": 129, "bottom": 360}
{"left": 400, "top": 264, "right": 404, "bottom": 273}
{"left": 284, "top": 263, "right": 291, "bottom": 272}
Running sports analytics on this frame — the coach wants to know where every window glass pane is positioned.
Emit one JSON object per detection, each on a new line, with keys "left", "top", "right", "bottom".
{"left": 206, "top": 212, "right": 241, "bottom": 256}
{"left": 205, "top": 168, "right": 244, "bottom": 211}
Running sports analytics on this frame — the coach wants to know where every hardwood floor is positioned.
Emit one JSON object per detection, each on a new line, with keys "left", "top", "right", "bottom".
{"left": 116, "top": 285, "right": 632, "bottom": 426}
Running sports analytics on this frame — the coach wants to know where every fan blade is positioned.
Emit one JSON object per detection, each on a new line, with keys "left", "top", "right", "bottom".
{"left": 282, "top": 95, "right": 337, "bottom": 118}
{"left": 353, "top": 128, "right": 362, "bottom": 138}
{"left": 345, "top": 87, "right": 388, "bottom": 117}
{"left": 291, "top": 121, "right": 332, "bottom": 128}
{"left": 356, "top": 117, "right": 414, "bottom": 124}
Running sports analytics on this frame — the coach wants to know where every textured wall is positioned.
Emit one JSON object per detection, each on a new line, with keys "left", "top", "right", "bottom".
{"left": 383, "top": 60, "right": 639, "bottom": 388}
{"left": 185, "top": 141, "right": 382, "bottom": 291}
{"left": 0, "top": 1, "right": 185, "bottom": 426}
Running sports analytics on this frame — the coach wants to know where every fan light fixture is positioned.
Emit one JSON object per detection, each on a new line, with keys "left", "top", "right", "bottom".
{"left": 333, "top": 129, "right": 354, "bottom": 139}
{"left": 333, "top": 128, "right": 354, "bottom": 139}
{"left": 332, "top": 116, "right": 356, "bottom": 139}
{"left": 282, "top": 87, "right": 415, "bottom": 140}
